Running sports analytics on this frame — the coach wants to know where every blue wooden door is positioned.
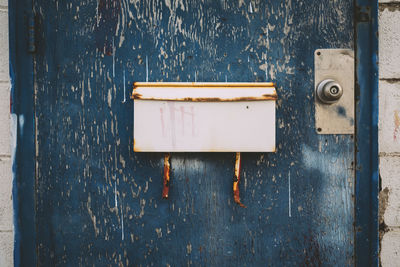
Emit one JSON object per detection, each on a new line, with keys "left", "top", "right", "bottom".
{"left": 12, "top": 0, "right": 379, "bottom": 266}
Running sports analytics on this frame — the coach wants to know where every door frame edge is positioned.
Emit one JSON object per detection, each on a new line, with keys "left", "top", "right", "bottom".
{"left": 10, "top": 0, "right": 37, "bottom": 266}
{"left": 354, "top": 0, "right": 379, "bottom": 266}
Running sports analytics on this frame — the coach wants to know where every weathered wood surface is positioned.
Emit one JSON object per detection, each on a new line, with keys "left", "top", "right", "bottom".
{"left": 33, "top": 0, "right": 354, "bottom": 265}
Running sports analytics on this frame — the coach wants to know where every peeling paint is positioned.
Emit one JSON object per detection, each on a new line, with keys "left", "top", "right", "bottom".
{"left": 87, "top": 194, "right": 99, "bottom": 237}
{"left": 30, "top": 0, "right": 356, "bottom": 265}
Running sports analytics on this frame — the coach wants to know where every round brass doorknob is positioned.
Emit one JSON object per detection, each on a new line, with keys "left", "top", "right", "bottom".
{"left": 316, "top": 79, "right": 343, "bottom": 104}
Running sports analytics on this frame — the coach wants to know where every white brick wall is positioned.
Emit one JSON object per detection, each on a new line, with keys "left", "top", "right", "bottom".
{"left": 381, "top": 230, "right": 400, "bottom": 266}
{"left": 379, "top": 8, "right": 400, "bottom": 79}
{"left": 0, "top": 11, "right": 8, "bottom": 82}
{"left": 379, "top": 1, "right": 400, "bottom": 266}
{"left": 380, "top": 0, "right": 400, "bottom": 3}
{"left": 0, "top": 3, "right": 12, "bottom": 267}
{"left": 379, "top": 81, "right": 400, "bottom": 153}
{"left": 0, "top": 232, "right": 13, "bottom": 267}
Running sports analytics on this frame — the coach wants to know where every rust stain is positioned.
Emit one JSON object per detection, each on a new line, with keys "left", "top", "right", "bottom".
{"left": 162, "top": 153, "right": 171, "bottom": 199}
{"left": 394, "top": 110, "right": 400, "bottom": 140}
{"left": 131, "top": 82, "right": 278, "bottom": 101}
{"left": 233, "top": 152, "right": 246, "bottom": 208}
{"left": 302, "top": 232, "right": 323, "bottom": 266}
{"left": 133, "top": 138, "right": 141, "bottom": 152}
{"left": 132, "top": 96, "right": 277, "bottom": 102}
{"left": 131, "top": 92, "right": 142, "bottom": 99}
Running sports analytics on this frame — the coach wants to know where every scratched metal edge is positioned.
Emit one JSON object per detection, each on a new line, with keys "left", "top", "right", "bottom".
{"left": 134, "top": 148, "right": 277, "bottom": 153}
{"left": 131, "top": 95, "right": 278, "bottom": 102}
{"left": 131, "top": 84, "right": 278, "bottom": 101}
{"left": 133, "top": 140, "right": 278, "bottom": 153}
{"left": 133, "top": 82, "right": 276, "bottom": 87}
{"left": 10, "top": 0, "right": 37, "bottom": 266}
{"left": 355, "top": 0, "right": 379, "bottom": 266}
{"left": 133, "top": 139, "right": 277, "bottom": 153}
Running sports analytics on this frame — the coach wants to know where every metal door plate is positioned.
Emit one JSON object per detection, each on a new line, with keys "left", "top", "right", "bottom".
{"left": 315, "top": 49, "right": 354, "bottom": 134}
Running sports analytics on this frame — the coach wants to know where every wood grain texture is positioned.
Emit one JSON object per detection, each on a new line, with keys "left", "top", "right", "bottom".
{"left": 33, "top": 0, "right": 354, "bottom": 265}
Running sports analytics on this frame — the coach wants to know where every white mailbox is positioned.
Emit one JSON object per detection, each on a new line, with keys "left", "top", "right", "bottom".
{"left": 132, "top": 82, "right": 277, "bottom": 152}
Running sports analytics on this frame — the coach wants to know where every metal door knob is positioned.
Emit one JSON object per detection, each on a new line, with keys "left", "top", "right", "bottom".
{"left": 316, "top": 79, "right": 343, "bottom": 104}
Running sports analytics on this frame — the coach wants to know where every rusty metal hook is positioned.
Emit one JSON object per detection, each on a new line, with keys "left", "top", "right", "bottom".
{"left": 233, "top": 152, "right": 246, "bottom": 208}
{"left": 162, "top": 153, "right": 171, "bottom": 199}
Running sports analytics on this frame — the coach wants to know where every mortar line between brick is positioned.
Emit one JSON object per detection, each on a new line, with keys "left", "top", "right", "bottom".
{"left": 380, "top": 78, "right": 400, "bottom": 83}
{"left": 386, "top": 227, "right": 400, "bottom": 230}
{"left": 0, "top": 155, "right": 11, "bottom": 159}
{"left": 0, "top": 230, "right": 12, "bottom": 233}
{"left": 379, "top": 152, "right": 400, "bottom": 157}
{"left": 379, "top": 3, "right": 400, "bottom": 10}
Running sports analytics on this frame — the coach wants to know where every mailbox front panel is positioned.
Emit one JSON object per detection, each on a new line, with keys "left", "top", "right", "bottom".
{"left": 134, "top": 100, "right": 275, "bottom": 152}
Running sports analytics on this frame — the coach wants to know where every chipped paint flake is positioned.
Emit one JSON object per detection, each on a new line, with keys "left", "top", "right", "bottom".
{"left": 155, "top": 228, "right": 162, "bottom": 238}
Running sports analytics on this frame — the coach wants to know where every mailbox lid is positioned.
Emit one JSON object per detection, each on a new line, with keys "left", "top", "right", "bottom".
{"left": 133, "top": 82, "right": 276, "bottom": 152}
{"left": 132, "top": 82, "right": 277, "bottom": 102}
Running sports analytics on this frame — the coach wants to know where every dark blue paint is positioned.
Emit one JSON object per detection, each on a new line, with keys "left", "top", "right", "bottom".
{"left": 28, "top": 15, "right": 36, "bottom": 53}
{"left": 95, "top": 0, "right": 121, "bottom": 55}
{"left": 10, "top": 0, "right": 378, "bottom": 265}
{"left": 355, "top": 1, "right": 379, "bottom": 266}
